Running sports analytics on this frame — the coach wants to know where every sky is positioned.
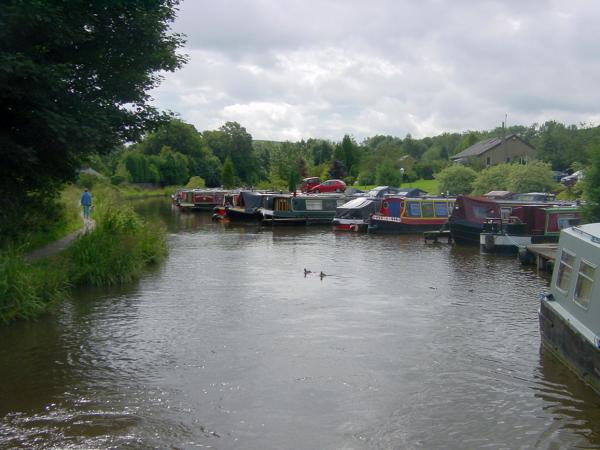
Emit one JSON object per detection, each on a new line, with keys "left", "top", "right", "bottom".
{"left": 150, "top": 0, "right": 600, "bottom": 142}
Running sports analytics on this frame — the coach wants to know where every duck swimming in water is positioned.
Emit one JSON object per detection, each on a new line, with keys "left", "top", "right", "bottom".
{"left": 304, "top": 268, "right": 312, "bottom": 277}
{"left": 319, "top": 271, "right": 326, "bottom": 279}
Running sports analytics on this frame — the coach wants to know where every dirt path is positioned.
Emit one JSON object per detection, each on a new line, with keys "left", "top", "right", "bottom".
{"left": 25, "top": 218, "right": 96, "bottom": 263}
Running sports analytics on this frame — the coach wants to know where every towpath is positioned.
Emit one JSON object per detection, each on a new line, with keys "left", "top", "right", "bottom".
{"left": 25, "top": 218, "right": 96, "bottom": 263}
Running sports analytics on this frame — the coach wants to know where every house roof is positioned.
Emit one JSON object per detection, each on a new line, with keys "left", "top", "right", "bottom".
{"left": 451, "top": 134, "right": 533, "bottom": 160}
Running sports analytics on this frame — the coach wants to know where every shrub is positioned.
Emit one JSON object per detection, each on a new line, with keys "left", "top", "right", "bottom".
{"left": 471, "top": 164, "right": 511, "bottom": 195}
{"left": 435, "top": 165, "right": 477, "bottom": 195}
{"left": 186, "top": 176, "right": 206, "bottom": 188}
{"left": 67, "top": 202, "right": 166, "bottom": 286}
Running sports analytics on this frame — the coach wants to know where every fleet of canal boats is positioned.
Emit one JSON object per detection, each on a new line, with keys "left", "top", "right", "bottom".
{"left": 172, "top": 185, "right": 596, "bottom": 394}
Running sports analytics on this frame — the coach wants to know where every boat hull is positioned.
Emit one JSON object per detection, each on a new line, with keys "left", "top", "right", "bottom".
{"left": 225, "top": 208, "right": 263, "bottom": 222}
{"left": 480, "top": 233, "right": 559, "bottom": 254}
{"left": 368, "top": 216, "right": 446, "bottom": 234}
{"left": 331, "top": 219, "right": 368, "bottom": 232}
{"left": 539, "top": 297, "right": 600, "bottom": 394}
{"left": 448, "top": 219, "right": 483, "bottom": 245}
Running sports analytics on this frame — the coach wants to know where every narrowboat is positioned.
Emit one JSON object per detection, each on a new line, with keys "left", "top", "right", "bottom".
{"left": 224, "top": 190, "right": 267, "bottom": 222}
{"left": 480, "top": 205, "right": 582, "bottom": 253}
{"left": 368, "top": 196, "right": 455, "bottom": 234}
{"left": 178, "top": 188, "right": 230, "bottom": 211}
{"left": 332, "top": 186, "right": 420, "bottom": 232}
{"left": 448, "top": 195, "right": 502, "bottom": 245}
{"left": 212, "top": 191, "right": 241, "bottom": 220}
{"left": 332, "top": 197, "right": 381, "bottom": 232}
{"left": 261, "top": 193, "right": 347, "bottom": 225}
{"left": 539, "top": 223, "right": 600, "bottom": 394}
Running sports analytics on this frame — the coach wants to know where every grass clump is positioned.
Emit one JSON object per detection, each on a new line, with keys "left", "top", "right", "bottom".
{"left": 67, "top": 199, "right": 167, "bottom": 287}
{"left": 0, "top": 251, "right": 69, "bottom": 324}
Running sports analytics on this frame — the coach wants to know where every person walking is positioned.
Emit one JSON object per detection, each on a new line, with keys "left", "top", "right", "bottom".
{"left": 81, "top": 188, "right": 92, "bottom": 220}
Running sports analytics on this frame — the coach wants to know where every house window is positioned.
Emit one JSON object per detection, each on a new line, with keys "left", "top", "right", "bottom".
{"left": 486, "top": 156, "right": 491, "bottom": 166}
{"left": 556, "top": 249, "right": 576, "bottom": 293}
{"left": 574, "top": 260, "right": 596, "bottom": 309}
{"left": 506, "top": 157, "right": 511, "bottom": 163}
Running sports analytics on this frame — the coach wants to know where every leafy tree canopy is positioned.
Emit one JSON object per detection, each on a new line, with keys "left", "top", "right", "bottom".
{"left": 435, "top": 165, "right": 478, "bottom": 195}
{"left": 471, "top": 164, "right": 511, "bottom": 195}
{"left": 506, "top": 161, "right": 556, "bottom": 193}
{"left": 0, "top": 0, "right": 186, "bottom": 196}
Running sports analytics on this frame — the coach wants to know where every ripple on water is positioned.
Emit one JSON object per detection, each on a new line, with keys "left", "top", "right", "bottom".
{"left": 2, "top": 208, "right": 600, "bottom": 449}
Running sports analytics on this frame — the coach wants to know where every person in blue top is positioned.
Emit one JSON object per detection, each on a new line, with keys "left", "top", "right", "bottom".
{"left": 81, "top": 188, "right": 92, "bottom": 219}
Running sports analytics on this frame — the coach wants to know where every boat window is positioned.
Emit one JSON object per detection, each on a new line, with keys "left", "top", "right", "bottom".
{"left": 558, "top": 216, "right": 581, "bottom": 229}
{"left": 305, "top": 199, "right": 323, "bottom": 210}
{"left": 500, "top": 207, "right": 512, "bottom": 221}
{"left": 574, "top": 260, "right": 596, "bottom": 309}
{"left": 434, "top": 202, "right": 449, "bottom": 217}
{"left": 556, "top": 249, "right": 576, "bottom": 293}
{"left": 421, "top": 202, "right": 434, "bottom": 217}
{"left": 275, "top": 198, "right": 290, "bottom": 211}
{"left": 406, "top": 201, "right": 422, "bottom": 217}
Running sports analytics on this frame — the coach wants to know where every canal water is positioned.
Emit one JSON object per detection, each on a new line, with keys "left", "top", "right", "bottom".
{"left": 1, "top": 199, "right": 600, "bottom": 449}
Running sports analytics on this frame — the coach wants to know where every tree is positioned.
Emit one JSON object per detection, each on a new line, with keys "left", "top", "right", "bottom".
{"left": 135, "top": 119, "right": 222, "bottom": 187}
{"left": 328, "top": 160, "right": 347, "bottom": 179}
{"left": 219, "top": 122, "right": 256, "bottom": 183}
{"left": 471, "top": 164, "right": 511, "bottom": 195}
{"left": 582, "top": 145, "right": 600, "bottom": 222}
{"left": 435, "top": 165, "right": 478, "bottom": 195}
{"left": 335, "top": 135, "right": 360, "bottom": 176}
{"left": 507, "top": 161, "right": 557, "bottom": 193}
{"left": 375, "top": 159, "right": 401, "bottom": 186}
{"left": 0, "top": 1, "right": 185, "bottom": 241}
{"left": 288, "top": 167, "right": 300, "bottom": 193}
{"left": 0, "top": 1, "right": 185, "bottom": 195}
{"left": 221, "top": 157, "right": 235, "bottom": 189}
{"left": 158, "top": 146, "right": 189, "bottom": 186}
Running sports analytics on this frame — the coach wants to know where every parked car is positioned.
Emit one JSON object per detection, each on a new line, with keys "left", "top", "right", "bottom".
{"left": 308, "top": 179, "right": 347, "bottom": 193}
{"left": 300, "top": 177, "right": 321, "bottom": 192}
{"left": 560, "top": 170, "right": 584, "bottom": 187}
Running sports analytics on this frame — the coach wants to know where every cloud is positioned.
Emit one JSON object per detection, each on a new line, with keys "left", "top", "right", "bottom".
{"left": 151, "top": 0, "right": 600, "bottom": 141}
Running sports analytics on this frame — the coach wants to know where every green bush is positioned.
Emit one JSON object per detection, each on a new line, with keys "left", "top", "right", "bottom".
{"left": 435, "top": 165, "right": 478, "bottom": 195}
{"left": 67, "top": 202, "right": 166, "bottom": 286}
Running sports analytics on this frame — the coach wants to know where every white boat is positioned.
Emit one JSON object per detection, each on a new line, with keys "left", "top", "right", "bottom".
{"left": 539, "top": 223, "right": 600, "bottom": 393}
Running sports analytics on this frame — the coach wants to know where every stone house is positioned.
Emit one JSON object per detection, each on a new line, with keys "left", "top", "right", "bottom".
{"left": 450, "top": 134, "right": 536, "bottom": 167}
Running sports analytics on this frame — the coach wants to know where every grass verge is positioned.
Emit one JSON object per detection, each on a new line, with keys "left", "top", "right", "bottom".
{"left": 0, "top": 191, "right": 167, "bottom": 325}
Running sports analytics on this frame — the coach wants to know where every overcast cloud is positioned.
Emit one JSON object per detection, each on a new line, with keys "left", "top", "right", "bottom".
{"left": 150, "top": 0, "right": 600, "bottom": 141}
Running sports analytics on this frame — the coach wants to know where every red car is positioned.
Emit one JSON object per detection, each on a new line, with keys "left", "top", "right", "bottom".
{"left": 308, "top": 179, "right": 346, "bottom": 193}
{"left": 300, "top": 177, "right": 321, "bottom": 193}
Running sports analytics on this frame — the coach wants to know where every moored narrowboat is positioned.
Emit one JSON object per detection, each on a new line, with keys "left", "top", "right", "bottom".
{"left": 261, "top": 193, "right": 346, "bottom": 225}
{"left": 332, "top": 197, "right": 381, "bottom": 232}
{"left": 178, "top": 188, "right": 230, "bottom": 211}
{"left": 368, "top": 196, "right": 455, "bottom": 234}
{"left": 480, "top": 205, "right": 582, "bottom": 253}
{"left": 332, "top": 186, "right": 418, "bottom": 232}
{"left": 539, "top": 223, "right": 600, "bottom": 394}
{"left": 448, "top": 195, "right": 502, "bottom": 245}
{"left": 224, "top": 190, "right": 267, "bottom": 222}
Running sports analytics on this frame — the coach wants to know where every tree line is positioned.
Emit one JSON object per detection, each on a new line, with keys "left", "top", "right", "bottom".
{"left": 93, "top": 118, "right": 600, "bottom": 190}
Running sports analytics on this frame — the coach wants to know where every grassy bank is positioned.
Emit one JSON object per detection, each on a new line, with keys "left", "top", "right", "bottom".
{"left": 354, "top": 179, "right": 440, "bottom": 194}
{"left": 0, "top": 191, "right": 167, "bottom": 325}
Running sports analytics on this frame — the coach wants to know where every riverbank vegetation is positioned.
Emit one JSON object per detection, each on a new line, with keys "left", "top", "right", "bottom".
{"left": 0, "top": 190, "right": 167, "bottom": 324}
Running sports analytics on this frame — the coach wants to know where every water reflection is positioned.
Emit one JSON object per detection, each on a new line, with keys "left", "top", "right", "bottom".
{"left": 1, "top": 200, "right": 600, "bottom": 449}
